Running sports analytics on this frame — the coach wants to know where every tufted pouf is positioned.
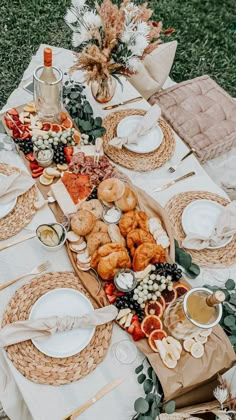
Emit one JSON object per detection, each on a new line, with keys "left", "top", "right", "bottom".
{"left": 149, "top": 75, "right": 236, "bottom": 163}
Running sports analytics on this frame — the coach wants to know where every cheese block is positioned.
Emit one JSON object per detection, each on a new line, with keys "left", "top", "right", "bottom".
{"left": 50, "top": 179, "right": 78, "bottom": 215}
{"left": 116, "top": 308, "right": 131, "bottom": 320}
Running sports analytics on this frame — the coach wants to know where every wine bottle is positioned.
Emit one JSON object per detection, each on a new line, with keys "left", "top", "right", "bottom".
{"left": 39, "top": 48, "right": 57, "bottom": 83}
{"left": 187, "top": 290, "right": 225, "bottom": 324}
{"left": 34, "top": 48, "right": 63, "bottom": 121}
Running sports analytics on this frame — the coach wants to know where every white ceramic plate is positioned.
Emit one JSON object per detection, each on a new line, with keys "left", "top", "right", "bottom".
{"left": 182, "top": 199, "right": 233, "bottom": 249}
{"left": 29, "top": 288, "right": 95, "bottom": 358}
{"left": 0, "top": 173, "right": 17, "bottom": 219}
{"left": 117, "top": 115, "right": 163, "bottom": 154}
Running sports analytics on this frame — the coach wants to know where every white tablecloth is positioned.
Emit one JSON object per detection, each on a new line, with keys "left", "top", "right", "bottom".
{"left": 0, "top": 45, "right": 235, "bottom": 420}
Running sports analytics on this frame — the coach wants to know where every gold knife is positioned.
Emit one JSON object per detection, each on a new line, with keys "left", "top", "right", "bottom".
{"left": 153, "top": 171, "right": 196, "bottom": 192}
{"left": 0, "top": 232, "right": 36, "bottom": 252}
{"left": 103, "top": 96, "right": 143, "bottom": 110}
{"left": 63, "top": 377, "right": 124, "bottom": 420}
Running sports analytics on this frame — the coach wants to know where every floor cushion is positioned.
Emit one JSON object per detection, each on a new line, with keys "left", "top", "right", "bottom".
{"left": 149, "top": 75, "right": 236, "bottom": 163}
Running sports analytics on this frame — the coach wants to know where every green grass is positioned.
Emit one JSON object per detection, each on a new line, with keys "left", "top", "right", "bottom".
{"left": 0, "top": 0, "right": 236, "bottom": 109}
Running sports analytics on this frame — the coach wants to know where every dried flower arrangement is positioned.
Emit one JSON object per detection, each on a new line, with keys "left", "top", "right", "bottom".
{"left": 65, "top": 0, "right": 173, "bottom": 84}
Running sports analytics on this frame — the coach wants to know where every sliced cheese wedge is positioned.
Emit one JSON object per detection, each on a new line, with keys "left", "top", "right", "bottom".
{"left": 124, "top": 313, "right": 133, "bottom": 328}
{"left": 116, "top": 308, "right": 131, "bottom": 320}
{"left": 118, "top": 314, "right": 129, "bottom": 326}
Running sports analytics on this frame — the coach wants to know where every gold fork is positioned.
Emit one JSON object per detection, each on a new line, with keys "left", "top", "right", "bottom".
{"left": 0, "top": 261, "right": 49, "bottom": 291}
{"left": 168, "top": 148, "right": 196, "bottom": 173}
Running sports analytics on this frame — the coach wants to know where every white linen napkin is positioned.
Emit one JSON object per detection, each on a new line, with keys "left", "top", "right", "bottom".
{"left": 0, "top": 172, "right": 35, "bottom": 205}
{"left": 0, "top": 305, "right": 118, "bottom": 347}
{"left": 182, "top": 201, "right": 236, "bottom": 250}
{"left": 109, "top": 104, "right": 161, "bottom": 149}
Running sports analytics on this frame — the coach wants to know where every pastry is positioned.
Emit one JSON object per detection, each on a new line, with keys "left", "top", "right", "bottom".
{"left": 119, "top": 210, "right": 138, "bottom": 237}
{"left": 126, "top": 228, "right": 155, "bottom": 256}
{"left": 91, "top": 243, "right": 131, "bottom": 281}
{"left": 133, "top": 242, "right": 166, "bottom": 271}
{"left": 115, "top": 185, "right": 137, "bottom": 212}
{"left": 108, "top": 224, "right": 126, "bottom": 247}
{"left": 88, "top": 220, "right": 108, "bottom": 235}
{"left": 87, "top": 232, "right": 110, "bottom": 256}
{"left": 80, "top": 199, "right": 103, "bottom": 220}
{"left": 71, "top": 209, "right": 96, "bottom": 236}
{"left": 136, "top": 211, "right": 149, "bottom": 231}
{"left": 97, "top": 178, "right": 125, "bottom": 203}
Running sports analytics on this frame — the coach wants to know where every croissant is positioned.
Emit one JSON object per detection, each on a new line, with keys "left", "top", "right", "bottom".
{"left": 126, "top": 228, "right": 155, "bottom": 256}
{"left": 133, "top": 242, "right": 166, "bottom": 271}
{"left": 91, "top": 242, "right": 131, "bottom": 280}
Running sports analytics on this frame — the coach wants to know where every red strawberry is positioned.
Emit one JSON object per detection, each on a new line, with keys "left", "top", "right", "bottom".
{"left": 133, "top": 327, "right": 146, "bottom": 342}
{"left": 30, "top": 160, "right": 40, "bottom": 171}
{"left": 127, "top": 324, "right": 135, "bottom": 335}
{"left": 105, "top": 283, "right": 115, "bottom": 296}
{"left": 116, "top": 291, "right": 124, "bottom": 297}
{"left": 25, "top": 153, "right": 35, "bottom": 162}
{"left": 64, "top": 146, "right": 73, "bottom": 163}
{"left": 132, "top": 314, "right": 139, "bottom": 323}
{"left": 7, "top": 108, "right": 19, "bottom": 116}
{"left": 108, "top": 295, "right": 116, "bottom": 304}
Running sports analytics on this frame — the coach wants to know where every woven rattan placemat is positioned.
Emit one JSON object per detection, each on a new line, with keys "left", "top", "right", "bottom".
{"left": 102, "top": 109, "right": 175, "bottom": 171}
{"left": 0, "top": 163, "right": 37, "bottom": 240}
{"left": 165, "top": 191, "right": 236, "bottom": 266}
{"left": 2, "top": 272, "right": 112, "bottom": 385}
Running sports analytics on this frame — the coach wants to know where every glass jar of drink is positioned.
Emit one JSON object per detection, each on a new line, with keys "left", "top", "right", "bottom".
{"left": 164, "top": 287, "right": 225, "bottom": 340}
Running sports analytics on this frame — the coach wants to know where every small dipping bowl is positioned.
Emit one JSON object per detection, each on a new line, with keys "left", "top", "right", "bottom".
{"left": 102, "top": 205, "right": 122, "bottom": 224}
{"left": 34, "top": 147, "right": 54, "bottom": 167}
{"left": 36, "top": 222, "right": 66, "bottom": 252}
{"left": 114, "top": 268, "right": 137, "bottom": 293}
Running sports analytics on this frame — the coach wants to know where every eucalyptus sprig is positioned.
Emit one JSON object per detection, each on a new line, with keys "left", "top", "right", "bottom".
{"left": 132, "top": 359, "right": 175, "bottom": 419}
{"left": 175, "top": 240, "right": 200, "bottom": 279}
{"left": 63, "top": 76, "right": 106, "bottom": 144}
{"left": 204, "top": 279, "right": 236, "bottom": 352}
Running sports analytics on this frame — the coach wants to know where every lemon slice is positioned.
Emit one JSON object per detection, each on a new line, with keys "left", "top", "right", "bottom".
{"left": 199, "top": 328, "right": 212, "bottom": 337}
{"left": 195, "top": 334, "right": 208, "bottom": 344}
{"left": 39, "top": 175, "right": 53, "bottom": 186}
{"left": 183, "top": 338, "right": 195, "bottom": 352}
{"left": 191, "top": 342, "right": 204, "bottom": 359}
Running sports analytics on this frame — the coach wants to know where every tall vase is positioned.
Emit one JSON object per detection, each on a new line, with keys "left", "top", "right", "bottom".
{"left": 91, "top": 76, "right": 116, "bottom": 104}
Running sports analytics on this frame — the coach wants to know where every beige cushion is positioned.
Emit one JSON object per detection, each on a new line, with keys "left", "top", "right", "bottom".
{"left": 149, "top": 75, "right": 236, "bottom": 163}
{"left": 129, "top": 41, "right": 177, "bottom": 100}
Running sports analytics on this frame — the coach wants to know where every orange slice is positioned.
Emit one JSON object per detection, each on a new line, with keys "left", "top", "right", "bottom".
{"left": 73, "top": 131, "right": 81, "bottom": 144}
{"left": 141, "top": 315, "right": 163, "bottom": 337}
{"left": 61, "top": 111, "right": 68, "bottom": 122}
{"left": 148, "top": 329, "right": 167, "bottom": 352}
{"left": 51, "top": 123, "right": 62, "bottom": 133}
{"left": 61, "top": 117, "right": 73, "bottom": 129}
{"left": 145, "top": 301, "right": 163, "bottom": 317}
{"left": 173, "top": 283, "right": 190, "bottom": 298}
{"left": 42, "top": 122, "right": 52, "bottom": 131}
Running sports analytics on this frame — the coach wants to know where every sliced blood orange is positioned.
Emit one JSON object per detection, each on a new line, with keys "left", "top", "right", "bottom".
{"left": 141, "top": 315, "right": 163, "bottom": 337}
{"left": 61, "top": 111, "right": 68, "bottom": 122}
{"left": 145, "top": 301, "right": 163, "bottom": 317}
{"left": 42, "top": 122, "right": 52, "bottom": 131}
{"left": 51, "top": 123, "right": 62, "bottom": 133}
{"left": 157, "top": 295, "right": 166, "bottom": 309}
{"left": 173, "top": 283, "right": 190, "bottom": 298}
{"left": 161, "top": 288, "right": 177, "bottom": 306}
{"left": 148, "top": 329, "right": 167, "bottom": 352}
{"left": 61, "top": 117, "right": 73, "bottom": 129}
{"left": 73, "top": 131, "right": 81, "bottom": 144}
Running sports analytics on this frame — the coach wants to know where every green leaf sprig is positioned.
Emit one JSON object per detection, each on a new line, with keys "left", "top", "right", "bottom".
{"left": 63, "top": 76, "right": 106, "bottom": 144}
{"left": 204, "top": 279, "right": 236, "bottom": 351}
{"left": 175, "top": 240, "right": 200, "bottom": 279}
{"left": 132, "top": 359, "right": 175, "bottom": 419}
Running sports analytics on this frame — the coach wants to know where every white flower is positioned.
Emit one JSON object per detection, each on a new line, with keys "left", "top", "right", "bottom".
{"left": 120, "top": 28, "right": 132, "bottom": 43}
{"left": 65, "top": 9, "right": 77, "bottom": 24}
{"left": 72, "top": 0, "right": 87, "bottom": 10}
{"left": 213, "top": 387, "right": 228, "bottom": 405}
{"left": 127, "top": 56, "right": 140, "bottom": 72}
{"left": 129, "top": 34, "right": 149, "bottom": 56}
{"left": 83, "top": 11, "right": 102, "bottom": 28}
{"left": 136, "top": 21, "right": 150, "bottom": 37}
{"left": 72, "top": 29, "right": 91, "bottom": 47}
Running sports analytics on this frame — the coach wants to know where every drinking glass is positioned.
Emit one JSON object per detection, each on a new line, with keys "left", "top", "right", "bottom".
{"left": 33, "top": 66, "right": 63, "bottom": 122}
{"left": 112, "top": 339, "right": 137, "bottom": 364}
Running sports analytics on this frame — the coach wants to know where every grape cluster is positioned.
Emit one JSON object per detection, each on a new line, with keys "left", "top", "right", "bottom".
{"left": 115, "top": 292, "right": 144, "bottom": 322}
{"left": 15, "top": 138, "right": 33, "bottom": 155}
{"left": 155, "top": 263, "right": 182, "bottom": 281}
{"left": 51, "top": 143, "right": 67, "bottom": 165}
{"left": 86, "top": 187, "right": 98, "bottom": 201}
{"left": 31, "top": 128, "right": 75, "bottom": 150}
